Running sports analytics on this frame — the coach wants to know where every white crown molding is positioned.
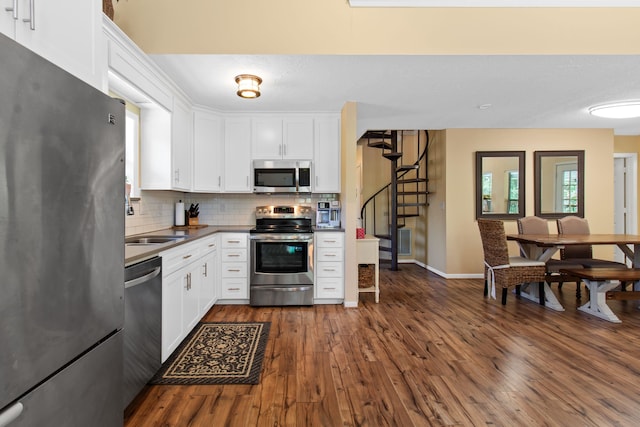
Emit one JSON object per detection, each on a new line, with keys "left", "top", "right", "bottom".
{"left": 348, "top": 1, "right": 640, "bottom": 7}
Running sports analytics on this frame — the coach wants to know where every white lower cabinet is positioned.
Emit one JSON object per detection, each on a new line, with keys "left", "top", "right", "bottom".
{"left": 199, "top": 235, "right": 219, "bottom": 316}
{"left": 314, "top": 232, "right": 345, "bottom": 302}
{"left": 159, "top": 234, "right": 222, "bottom": 362}
{"left": 219, "top": 233, "right": 249, "bottom": 301}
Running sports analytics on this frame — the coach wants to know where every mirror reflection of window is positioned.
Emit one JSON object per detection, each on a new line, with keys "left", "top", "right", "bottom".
{"left": 482, "top": 172, "right": 492, "bottom": 212}
{"left": 556, "top": 162, "right": 578, "bottom": 213}
{"left": 507, "top": 170, "right": 519, "bottom": 214}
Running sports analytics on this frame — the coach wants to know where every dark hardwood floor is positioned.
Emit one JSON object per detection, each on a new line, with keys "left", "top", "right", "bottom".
{"left": 124, "top": 264, "right": 640, "bottom": 426}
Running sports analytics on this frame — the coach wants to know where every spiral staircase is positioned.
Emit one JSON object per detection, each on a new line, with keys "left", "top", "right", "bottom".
{"left": 360, "top": 130, "right": 430, "bottom": 270}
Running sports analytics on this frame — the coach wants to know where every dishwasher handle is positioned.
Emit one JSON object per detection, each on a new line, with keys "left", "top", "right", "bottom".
{"left": 125, "top": 266, "right": 161, "bottom": 289}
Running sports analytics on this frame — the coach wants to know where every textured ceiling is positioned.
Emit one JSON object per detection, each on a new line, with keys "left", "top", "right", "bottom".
{"left": 149, "top": 54, "right": 640, "bottom": 137}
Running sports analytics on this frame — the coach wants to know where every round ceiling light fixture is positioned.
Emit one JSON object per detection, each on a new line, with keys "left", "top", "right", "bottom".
{"left": 588, "top": 101, "right": 640, "bottom": 119}
{"left": 235, "top": 74, "right": 262, "bottom": 99}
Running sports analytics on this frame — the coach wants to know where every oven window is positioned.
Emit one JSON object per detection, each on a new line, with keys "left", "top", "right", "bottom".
{"left": 255, "top": 168, "right": 295, "bottom": 187}
{"left": 255, "top": 241, "right": 308, "bottom": 273}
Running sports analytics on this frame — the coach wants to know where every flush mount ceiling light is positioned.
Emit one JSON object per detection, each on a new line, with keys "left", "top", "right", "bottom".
{"left": 235, "top": 74, "right": 262, "bottom": 99}
{"left": 588, "top": 101, "right": 640, "bottom": 119}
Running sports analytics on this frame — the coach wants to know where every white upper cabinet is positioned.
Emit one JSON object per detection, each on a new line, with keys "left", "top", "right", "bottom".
{"left": 313, "top": 116, "right": 341, "bottom": 193}
{"left": 224, "top": 117, "right": 252, "bottom": 192}
{"left": 1, "top": 0, "right": 103, "bottom": 89}
{"left": 171, "top": 96, "right": 193, "bottom": 191}
{"left": 251, "top": 116, "right": 313, "bottom": 160}
{"left": 283, "top": 117, "right": 314, "bottom": 159}
{"left": 193, "top": 110, "right": 223, "bottom": 192}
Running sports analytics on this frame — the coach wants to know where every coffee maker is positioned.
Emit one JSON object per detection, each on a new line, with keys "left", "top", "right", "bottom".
{"left": 316, "top": 201, "right": 341, "bottom": 228}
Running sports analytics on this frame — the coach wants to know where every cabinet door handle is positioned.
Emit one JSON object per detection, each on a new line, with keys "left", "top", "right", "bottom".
{"left": 283, "top": 144, "right": 287, "bottom": 156}
{"left": 22, "top": 0, "right": 34, "bottom": 30}
{"left": 278, "top": 144, "right": 282, "bottom": 156}
{"left": 203, "top": 262, "right": 208, "bottom": 277}
{"left": 185, "top": 272, "right": 192, "bottom": 290}
{"left": 5, "top": 0, "right": 18, "bottom": 20}
{"left": 218, "top": 176, "right": 221, "bottom": 187}
{"left": 316, "top": 176, "right": 318, "bottom": 186}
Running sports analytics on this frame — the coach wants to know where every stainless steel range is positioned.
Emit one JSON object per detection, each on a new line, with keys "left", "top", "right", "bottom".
{"left": 249, "top": 205, "right": 314, "bottom": 306}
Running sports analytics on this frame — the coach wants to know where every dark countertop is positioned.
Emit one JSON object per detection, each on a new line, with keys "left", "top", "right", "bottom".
{"left": 125, "top": 225, "right": 253, "bottom": 266}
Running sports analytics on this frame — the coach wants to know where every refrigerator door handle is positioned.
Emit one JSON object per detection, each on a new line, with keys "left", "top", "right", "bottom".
{"left": 124, "top": 267, "right": 161, "bottom": 289}
{"left": 0, "top": 402, "right": 24, "bottom": 427}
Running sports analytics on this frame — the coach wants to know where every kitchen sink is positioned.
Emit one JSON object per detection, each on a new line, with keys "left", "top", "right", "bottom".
{"left": 125, "top": 236, "right": 188, "bottom": 246}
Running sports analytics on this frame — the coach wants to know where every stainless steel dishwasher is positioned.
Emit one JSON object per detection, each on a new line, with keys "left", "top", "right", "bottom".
{"left": 123, "top": 256, "right": 162, "bottom": 409}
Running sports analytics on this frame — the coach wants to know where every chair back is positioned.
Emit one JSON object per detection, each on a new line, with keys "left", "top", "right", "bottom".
{"left": 517, "top": 216, "right": 549, "bottom": 234}
{"left": 516, "top": 216, "right": 549, "bottom": 258}
{"left": 557, "top": 215, "right": 592, "bottom": 258}
{"left": 477, "top": 219, "right": 510, "bottom": 267}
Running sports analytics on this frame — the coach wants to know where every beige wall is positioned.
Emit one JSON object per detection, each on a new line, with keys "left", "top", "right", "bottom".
{"left": 341, "top": 102, "right": 359, "bottom": 307}
{"left": 442, "top": 129, "right": 615, "bottom": 277}
{"left": 113, "top": 1, "right": 640, "bottom": 54}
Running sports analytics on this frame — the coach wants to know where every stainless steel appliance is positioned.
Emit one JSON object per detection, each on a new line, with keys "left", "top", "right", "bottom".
{"left": 253, "top": 160, "right": 312, "bottom": 193}
{"left": 0, "top": 34, "right": 125, "bottom": 425}
{"left": 124, "top": 256, "right": 162, "bottom": 409}
{"left": 316, "top": 201, "right": 341, "bottom": 228}
{"left": 250, "top": 206, "right": 314, "bottom": 306}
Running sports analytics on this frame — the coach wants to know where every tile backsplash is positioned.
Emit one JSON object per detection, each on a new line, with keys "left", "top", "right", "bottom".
{"left": 125, "top": 191, "right": 338, "bottom": 236}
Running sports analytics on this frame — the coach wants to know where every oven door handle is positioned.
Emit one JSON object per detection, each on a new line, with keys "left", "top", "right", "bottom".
{"left": 250, "top": 234, "right": 314, "bottom": 242}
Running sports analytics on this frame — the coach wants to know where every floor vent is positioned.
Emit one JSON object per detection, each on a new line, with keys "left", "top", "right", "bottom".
{"left": 398, "top": 229, "right": 411, "bottom": 255}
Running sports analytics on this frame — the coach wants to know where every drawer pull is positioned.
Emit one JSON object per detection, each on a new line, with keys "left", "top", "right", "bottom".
{"left": 228, "top": 287, "right": 240, "bottom": 291}
{"left": 228, "top": 269, "right": 241, "bottom": 272}
{"left": 227, "top": 254, "right": 240, "bottom": 257}
{"left": 208, "top": 243, "right": 215, "bottom": 247}
{"left": 183, "top": 254, "right": 193, "bottom": 259}
{"left": 324, "top": 254, "right": 336, "bottom": 257}
{"left": 227, "top": 240, "right": 241, "bottom": 243}
{"left": 324, "top": 287, "right": 336, "bottom": 290}
{"left": 323, "top": 240, "right": 336, "bottom": 243}
{"left": 323, "top": 268, "right": 336, "bottom": 272}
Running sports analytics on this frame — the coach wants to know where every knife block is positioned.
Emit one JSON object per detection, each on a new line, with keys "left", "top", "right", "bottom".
{"left": 187, "top": 216, "right": 199, "bottom": 226}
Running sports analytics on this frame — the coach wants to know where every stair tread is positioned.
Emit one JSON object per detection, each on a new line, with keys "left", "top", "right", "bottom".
{"left": 383, "top": 152, "right": 403, "bottom": 160}
{"left": 397, "top": 191, "right": 427, "bottom": 195}
{"left": 369, "top": 141, "right": 393, "bottom": 150}
{"left": 398, "top": 203, "right": 426, "bottom": 207}
{"left": 398, "top": 213, "right": 420, "bottom": 218}
{"left": 396, "top": 165, "right": 419, "bottom": 171}
{"left": 363, "top": 131, "right": 392, "bottom": 139}
{"left": 397, "top": 178, "right": 427, "bottom": 184}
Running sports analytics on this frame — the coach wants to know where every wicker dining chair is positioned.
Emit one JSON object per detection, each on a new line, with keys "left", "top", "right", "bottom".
{"left": 477, "top": 219, "right": 547, "bottom": 305}
{"left": 517, "top": 216, "right": 585, "bottom": 298}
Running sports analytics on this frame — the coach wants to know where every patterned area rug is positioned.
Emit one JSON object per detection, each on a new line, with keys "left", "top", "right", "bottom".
{"left": 150, "top": 322, "right": 270, "bottom": 385}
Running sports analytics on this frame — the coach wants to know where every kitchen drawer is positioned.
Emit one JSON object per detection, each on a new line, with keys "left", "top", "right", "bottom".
{"left": 221, "top": 278, "right": 248, "bottom": 299}
{"left": 220, "top": 234, "right": 247, "bottom": 249}
{"left": 316, "top": 247, "right": 344, "bottom": 262}
{"left": 221, "top": 262, "right": 247, "bottom": 278}
{"left": 315, "top": 277, "right": 344, "bottom": 299}
{"left": 221, "top": 248, "right": 247, "bottom": 262}
{"left": 160, "top": 242, "right": 201, "bottom": 274}
{"left": 315, "top": 233, "right": 344, "bottom": 248}
{"left": 198, "top": 234, "right": 218, "bottom": 254}
{"left": 315, "top": 262, "right": 343, "bottom": 278}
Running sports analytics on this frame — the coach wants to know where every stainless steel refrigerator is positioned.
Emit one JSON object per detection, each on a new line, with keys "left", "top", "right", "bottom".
{"left": 0, "top": 34, "right": 125, "bottom": 426}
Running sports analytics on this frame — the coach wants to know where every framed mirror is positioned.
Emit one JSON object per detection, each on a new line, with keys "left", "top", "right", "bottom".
{"left": 534, "top": 150, "right": 584, "bottom": 219}
{"left": 475, "top": 151, "right": 525, "bottom": 219}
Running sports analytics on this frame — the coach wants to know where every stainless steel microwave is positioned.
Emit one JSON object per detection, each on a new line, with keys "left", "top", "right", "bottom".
{"left": 253, "top": 160, "right": 312, "bottom": 193}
